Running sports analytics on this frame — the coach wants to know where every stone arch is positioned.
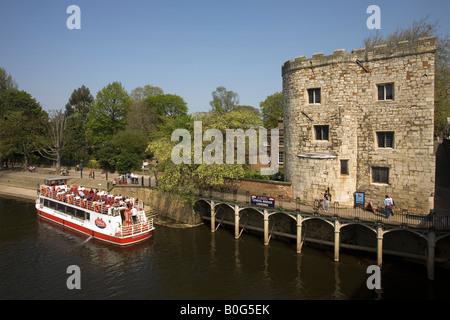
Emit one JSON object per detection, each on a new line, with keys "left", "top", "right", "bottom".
{"left": 237, "top": 206, "right": 264, "bottom": 216}
{"left": 301, "top": 216, "right": 335, "bottom": 243}
{"left": 193, "top": 198, "right": 212, "bottom": 220}
{"left": 238, "top": 206, "right": 266, "bottom": 231}
{"left": 213, "top": 202, "right": 235, "bottom": 226}
{"left": 383, "top": 229, "right": 428, "bottom": 258}
{"left": 339, "top": 223, "right": 378, "bottom": 250}
{"left": 267, "top": 211, "right": 298, "bottom": 239}
{"left": 339, "top": 221, "right": 377, "bottom": 234}
{"left": 213, "top": 201, "right": 235, "bottom": 212}
{"left": 435, "top": 233, "right": 450, "bottom": 266}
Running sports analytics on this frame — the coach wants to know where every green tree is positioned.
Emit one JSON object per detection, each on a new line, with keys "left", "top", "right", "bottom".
{"left": 0, "top": 90, "right": 47, "bottom": 168}
{"left": 146, "top": 93, "right": 189, "bottom": 142}
{"left": 126, "top": 99, "right": 159, "bottom": 137}
{"left": 363, "top": 16, "right": 450, "bottom": 138}
{"left": 234, "top": 105, "right": 261, "bottom": 118}
{"left": 36, "top": 110, "right": 67, "bottom": 172}
{"left": 0, "top": 67, "right": 18, "bottom": 92}
{"left": 93, "top": 140, "right": 118, "bottom": 171}
{"left": 209, "top": 86, "right": 240, "bottom": 112}
{"left": 65, "top": 85, "right": 93, "bottom": 121}
{"left": 86, "top": 82, "right": 131, "bottom": 171}
{"left": 63, "top": 85, "right": 94, "bottom": 164}
{"left": 260, "top": 92, "right": 283, "bottom": 129}
{"left": 112, "top": 129, "right": 149, "bottom": 158}
{"left": 115, "top": 153, "right": 142, "bottom": 174}
{"left": 130, "top": 85, "right": 164, "bottom": 101}
{"left": 198, "top": 109, "right": 263, "bottom": 131}
{"left": 87, "top": 81, "right": 131, "bottom": 143}
{"left": 0, "top": 89, "right": 39, "bottom": 119}
{"left": 146, "top": 93, "right": 188, "bottom": 119}
{"left": 151, "top": 113, "right": 193, "bottom": 141}
{"left": 147, "top": 108, "right": 262, "bottom": 201}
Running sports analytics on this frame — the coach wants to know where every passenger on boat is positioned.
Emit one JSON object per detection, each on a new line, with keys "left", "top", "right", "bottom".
{"left": 131, "top": 207, "right": 138, "bottom": 223}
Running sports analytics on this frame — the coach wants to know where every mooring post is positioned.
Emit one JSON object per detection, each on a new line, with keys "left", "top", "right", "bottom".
{"left": 377, "top": 225, "right": 383, "bottom": 267}
{"left": 427, "top": 230, "right": 436, "bottom": 280}
{"left": 264, "top": 209, "right": 269, "bottom": 246}
{"left": 334, "top": 219, "right": 340, "bottom": 262}
{"left": 234, "top": 205, "right": 240, "bottom": 239}
{"left": 210, "top": 200, "right": 215, "bottom": 233}
{"left": 297, "top": 214, "right": 303, "bottom": 253}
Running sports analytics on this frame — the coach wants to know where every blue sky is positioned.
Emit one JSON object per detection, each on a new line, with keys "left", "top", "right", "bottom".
{"left": 0, "top": 0, "right": 449, "bottom": 114}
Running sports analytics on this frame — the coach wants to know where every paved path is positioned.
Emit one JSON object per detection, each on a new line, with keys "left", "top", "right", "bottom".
{"left": 0, "top": 184, "right": 38, "bottom": 203}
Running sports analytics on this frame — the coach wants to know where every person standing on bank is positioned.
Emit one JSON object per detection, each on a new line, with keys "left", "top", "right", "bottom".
{"left": 384, "top": 195, "right": 392, "bottom": 218}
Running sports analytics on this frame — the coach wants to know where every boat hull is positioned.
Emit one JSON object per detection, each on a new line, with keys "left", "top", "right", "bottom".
{"left": 36, "top": 207, "right": 153, "bottom": 246}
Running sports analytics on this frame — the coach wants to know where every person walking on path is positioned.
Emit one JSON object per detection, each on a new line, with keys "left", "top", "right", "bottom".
{"left": 324, "top": 189, "right": 330, "bottom": 211}
{"left": 389, "top": 196, "right": 395, "bottom": 216}
{"left": 384, "top": 195, "right": 392, "bottom": 218}
{"left": 319, "top": 193, "right": 325, "bottom": 212}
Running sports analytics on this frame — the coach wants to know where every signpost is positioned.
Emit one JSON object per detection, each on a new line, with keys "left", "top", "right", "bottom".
{"left": 354, "top": 191, "right": 365, "bottom": 208}
{"left": 250, "top": 195, "right": 275, "bottom": 208}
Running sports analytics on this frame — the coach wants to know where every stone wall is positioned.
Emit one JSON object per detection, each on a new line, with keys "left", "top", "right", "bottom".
{"left": 111, "top": 186, "right": 203, "bottom": 225}
{"left": 282, "top": 37, "right": 436, "bottom": 214}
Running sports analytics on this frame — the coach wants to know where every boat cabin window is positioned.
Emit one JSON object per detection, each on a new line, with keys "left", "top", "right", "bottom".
{"left": 44, "top": 178, "right": 67, "bottom": 186}
{"left": 44, "top": 199, "right": 89, "bottom": 221}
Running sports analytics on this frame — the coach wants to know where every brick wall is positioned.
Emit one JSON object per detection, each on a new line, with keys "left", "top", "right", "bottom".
{"left": 212, "top": 178, "right": 293, "bottom": 201}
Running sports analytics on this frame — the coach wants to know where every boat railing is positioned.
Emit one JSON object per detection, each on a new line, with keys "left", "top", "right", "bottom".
{"left": 40, "top": 186, "right": 124, "bottom": 215}
{"left": 121, "top": 220, "right": 154, "bottom": 237}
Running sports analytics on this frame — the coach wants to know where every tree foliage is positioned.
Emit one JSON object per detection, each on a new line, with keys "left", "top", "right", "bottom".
{"left": 37, "top": 110, "right": 67, "bottom": 171}
{"left": 260, "top": 92, "right": 283, "bottom": 129}
{"left": 64, "top": 85, "right": 94, "bottom": 164}
{"left": 147, "top": 107, "right": 263, "bottom": 201}
{"left": 0, "top": 67, "right": 18, "bottom": 92}
{"left": 125, "top": 99, "right": 159, "bottom": 137}
{"left": 209, "top": 86, "right": 240, "bottom": 112}
{"left": 0, "top": 90, "right": 47, "bottom": 168}
{"left": 130, "top": 85, "right": 164, "bottom": 101}
{"left": 146, "top": 93, "right": 188, "bottom": 119}
{"left": 87, "top": 81, "right": 131, "bottom": 143}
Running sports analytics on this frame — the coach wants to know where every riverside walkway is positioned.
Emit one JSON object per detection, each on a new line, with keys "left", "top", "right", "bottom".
{"left": 194, "top": 188, "right": 450, "bottom": 281}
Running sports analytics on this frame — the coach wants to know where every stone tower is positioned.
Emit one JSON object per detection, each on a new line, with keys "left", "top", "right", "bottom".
{"left": 282, "top": 37, "right": 436, "bottom": 214}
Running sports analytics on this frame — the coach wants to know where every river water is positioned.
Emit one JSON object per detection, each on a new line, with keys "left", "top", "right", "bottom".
{"left": 1, "top": 197, "right": 449, "bottom": 303}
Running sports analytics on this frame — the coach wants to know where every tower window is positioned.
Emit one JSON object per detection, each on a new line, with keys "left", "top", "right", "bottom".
{"left": 376, "top": 132, "right": 394, "bottom": 148}
{"left": 308, "top": 88, "right": 321, "bottom": 104}
{"left": 377, "top": 83, "right": 394, "bottom": 100}
{"left": 314, "top": 125, "right": 329, "bottom": 140}
{"left": 372, "top": 167, "right": 389, "bottom": 184}
{"left": 340, "top": 160, "right": 349, "bottom": 175}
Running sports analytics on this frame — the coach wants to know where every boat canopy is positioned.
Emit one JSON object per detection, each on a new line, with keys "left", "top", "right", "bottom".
{"left": 43, "top": 177, "right": 68, "bottom": 186}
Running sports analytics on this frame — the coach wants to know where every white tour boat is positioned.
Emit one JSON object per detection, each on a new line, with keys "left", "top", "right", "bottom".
{"left": 35, "top": 177, "right": 154, "bottom": 246}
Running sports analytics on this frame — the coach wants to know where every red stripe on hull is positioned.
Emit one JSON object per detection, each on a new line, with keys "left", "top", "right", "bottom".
{"left": 37, "top": 209, "right": 153, "bottom": 246}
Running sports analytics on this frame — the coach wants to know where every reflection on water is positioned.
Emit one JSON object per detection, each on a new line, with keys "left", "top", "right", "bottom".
{"left": 0, "top": 197, "right": 449, "bottom": 300}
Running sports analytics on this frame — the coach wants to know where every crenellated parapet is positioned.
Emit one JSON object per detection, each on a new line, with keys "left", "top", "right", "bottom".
{"left": 282, "top": 36, "right": 436, "bottom": 76}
